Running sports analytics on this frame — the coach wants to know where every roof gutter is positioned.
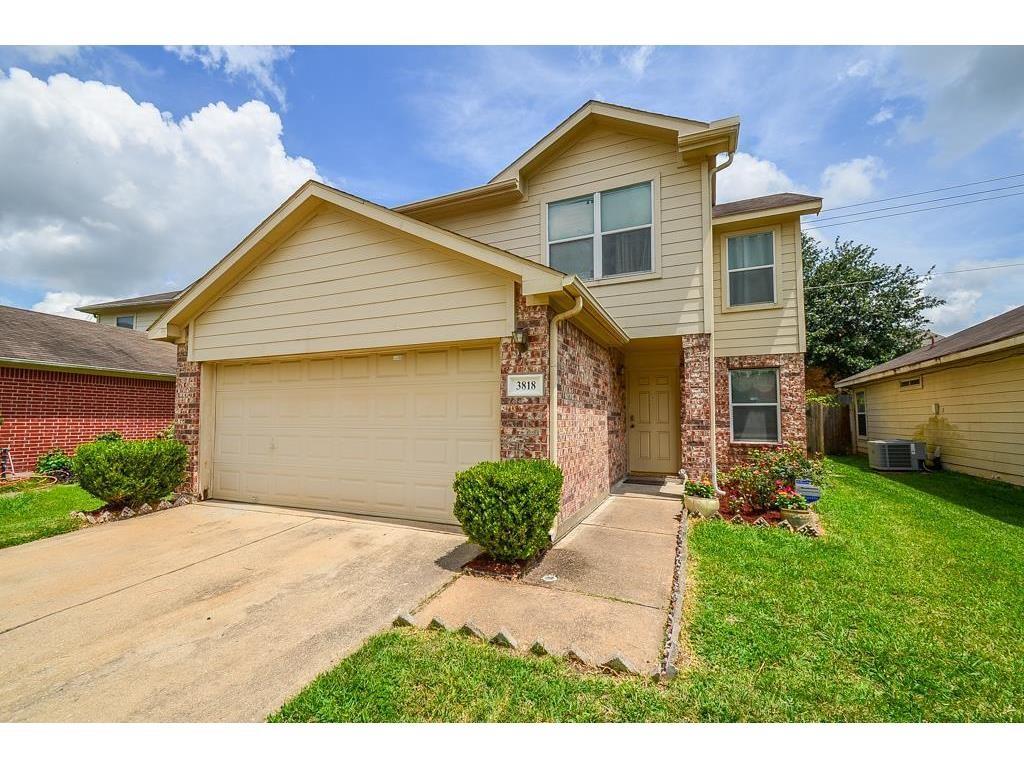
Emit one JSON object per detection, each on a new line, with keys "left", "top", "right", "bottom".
{"left": 0, "top": 356, "right": 175, "bottom": 380}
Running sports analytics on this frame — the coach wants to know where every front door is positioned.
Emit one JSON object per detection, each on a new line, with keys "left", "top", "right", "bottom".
{"left": 628, "top": 368, "right": 677, "bottom": 474}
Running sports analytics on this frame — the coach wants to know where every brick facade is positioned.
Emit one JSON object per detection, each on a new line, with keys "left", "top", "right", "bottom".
{"left": 680, "top": 334, "right": 713, "bottom": 481}
{"left": 678, "top": 337, "right": 807, "bottom": 479}
{"left": 499, "top": 287, "right": 552, "bottom": 460}
{"left": 556, "top": 319, "right": 627, "bottom": 526}
{"left": 714, "top": 352, "right": 807, "bottom": 470}
{"left": 174, "top": 344, "right": 202, "bottom": 496}
{"left": 0, "top": 365, "right": 174, "bottom": 471}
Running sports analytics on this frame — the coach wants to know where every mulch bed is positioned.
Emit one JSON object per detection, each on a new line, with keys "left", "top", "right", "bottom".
{"left": 463, "top": 550, "right": 546, "bottom": 580}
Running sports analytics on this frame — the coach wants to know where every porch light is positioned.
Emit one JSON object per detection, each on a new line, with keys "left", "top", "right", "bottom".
{"left": 513, "top": 328, "right": 529, "bottom": 346}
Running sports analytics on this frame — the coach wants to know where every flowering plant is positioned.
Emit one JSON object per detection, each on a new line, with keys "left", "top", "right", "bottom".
{"left": 684, "top": 479, "right": 716, "bottom": 499}
{"left": 774, "top": 483, "right": 810, "bottom": 511}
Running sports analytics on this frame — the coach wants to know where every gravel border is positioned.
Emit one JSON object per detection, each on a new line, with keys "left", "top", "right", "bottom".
{"left": 658, "top": 509, "right": 689, "bottom": 681}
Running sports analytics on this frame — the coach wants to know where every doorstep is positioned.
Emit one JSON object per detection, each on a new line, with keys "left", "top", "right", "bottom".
{"left": 413, "top": 489, "right": 683, "bottom": 675}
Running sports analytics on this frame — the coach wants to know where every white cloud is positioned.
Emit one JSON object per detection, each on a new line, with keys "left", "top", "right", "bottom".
{"left": 924, "top": 288, "right": 982, "bottom": 336}
{"left": 5, "top": 46, "right": 80, "bottom": 65}
{"left": 31, "top": 291, "right": 110, "bottom": 320}
{"left": 842, "top": 59, "right": 872, "bottom": 79}
{"left": 167, "top": 46, "right": 292, "bottom": 107}
{"left": 868, "top": 106, "right": 894, "bottom": 125}
{"left": 618, "top": 46, "right": 655, "bottom": 78}
{"left": 891, "top": 47, "right": 1024, "bottom": 159}
{"left": 819, "top": 156, "right": 886, "bottom": 208}
{"left": 715, "top": 152, "right": 799, "bottom": 202}
{"left": 0, "top": 68, "right": 318, "bottom": 306}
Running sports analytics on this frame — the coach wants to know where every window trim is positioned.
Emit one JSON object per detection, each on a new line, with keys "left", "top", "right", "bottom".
{"left": 541, "top": 170, "right": 661, "bottom": 287}
{"left": 855, "top": 390, "right": 868, "bottom": 438}
{"left": 728, "top": 367, "right": 782, "bottom": 445}
{"left": 719, "top": 225, "right": 783, "bottom": 312}
{"left": 115, "top": 314, "right": 136, "bottom": 329}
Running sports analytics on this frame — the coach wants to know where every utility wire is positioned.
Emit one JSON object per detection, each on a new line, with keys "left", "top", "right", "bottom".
{"left": 810, "top": 182, "right": 1024, "bottom": 225}
{"left": 803, "top": 190, "right": 1024, "bottom": 230}
{"left": 819, "top": 171, "right": 1024, "bottom": 213}
{"left": 803, "top": 261, "right": 1024, "bottom": 291}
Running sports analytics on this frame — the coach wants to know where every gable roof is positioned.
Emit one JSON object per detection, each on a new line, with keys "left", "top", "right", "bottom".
{"left": 0, "top": 305, "right": 176, "bottom": 378}
{"left": 149, "top": 180, "right": 624, "bottom": 343}
{"left": 77, "top": 289, "right": 182, "bottom": 314}
{"left": 397, "top": 101, "right": 740, "bottom": 219}
{"left": 836, "top": 304, "right": 1024, "bottom": 388}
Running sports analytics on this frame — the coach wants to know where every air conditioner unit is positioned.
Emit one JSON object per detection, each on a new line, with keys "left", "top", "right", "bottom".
{"left": 868, "top": 439, "right": 927, "bottom": 471}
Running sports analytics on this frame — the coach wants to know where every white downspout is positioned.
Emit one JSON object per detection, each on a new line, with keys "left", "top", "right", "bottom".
{"left": 705, "top": 152, "right": 734, "bottom": 494}
{"left": 548, "top": 294, "right": 584, "bottom": 464}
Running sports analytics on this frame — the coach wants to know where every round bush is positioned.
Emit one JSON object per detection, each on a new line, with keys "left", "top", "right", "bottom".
{"left": 452, "top": 459, "right": 563, "bottom": 562}
{"left": 72, "top": 438, "right": 188, "bottom": 507}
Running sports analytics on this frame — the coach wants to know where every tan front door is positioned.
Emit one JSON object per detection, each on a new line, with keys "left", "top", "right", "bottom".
{"left": 628, "top": 368, "right": 678, "bottom": 474}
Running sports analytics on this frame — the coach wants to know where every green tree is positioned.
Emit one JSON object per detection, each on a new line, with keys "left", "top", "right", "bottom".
{"left": 803, "top": 234, "right": 944, "bottom": 380}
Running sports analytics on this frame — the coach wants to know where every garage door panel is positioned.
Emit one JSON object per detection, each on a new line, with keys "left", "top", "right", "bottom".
{"left": 212, "top": 345, "right": 498, "bottom": 524}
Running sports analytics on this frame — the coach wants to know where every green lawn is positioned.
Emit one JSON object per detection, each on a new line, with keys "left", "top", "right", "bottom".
{"left": 271, "top": 456, "right": 1024, "bottom": 722}
{"left": 0, "top": 483, "right": 103, "bottom": 549}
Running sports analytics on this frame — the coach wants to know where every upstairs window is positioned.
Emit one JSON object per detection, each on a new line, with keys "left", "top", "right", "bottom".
{"left": 729, "top": 368, "right": 781, "bottom": 443}
{"left": 547, "top": 181, "right": 652, "bottom": 281}
{"left": 856, "top": 391, "right": 868, "bottom": 437}
{"left": 115, "top": 315, "right": 135, "bottom": 329}
{"left": 725, "top": 230, "right": 776, "bottom": 307}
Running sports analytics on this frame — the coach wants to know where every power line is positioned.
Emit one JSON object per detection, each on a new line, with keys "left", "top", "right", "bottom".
{"left": 803, "top": 261, "right": 1024, "bottom": 291}
{"left": 819, "top": 171, "right": 1024, "bottom": 213}
{"left": 810, "top": 182, "right": 1024, "bottom": 225}
{"left": 803, "top": 190, "right": 1024, "bottom": 230}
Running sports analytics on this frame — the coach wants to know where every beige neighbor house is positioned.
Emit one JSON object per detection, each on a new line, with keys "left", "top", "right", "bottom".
{"left": 146, "top": 101, "right": 820, "bottom": 537}
{"left": 78, "top": 290, "right": 182, "bottom": 331}
{"left": 837, "top": 303, "right": 1024, "bottom": 487}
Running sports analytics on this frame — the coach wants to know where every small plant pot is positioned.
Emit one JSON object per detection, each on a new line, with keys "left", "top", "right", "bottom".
{"left": 684, "top": 495, "right": 720, "bottom": 519}
{"left": 780, "top": 509, "right": 815, "bottom": 529}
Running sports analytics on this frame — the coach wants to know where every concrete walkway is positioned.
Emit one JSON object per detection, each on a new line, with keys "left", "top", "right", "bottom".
{"left": 415, "top": 483, "right": 683, "bottom": 674}
{"left": 0, "top": 502, "right": 473, "bottom": 722}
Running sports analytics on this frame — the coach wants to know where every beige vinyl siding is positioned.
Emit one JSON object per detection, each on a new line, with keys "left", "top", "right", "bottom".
{"left": 713, "top": 219, "right": 802, "bottom": 357}
{"left": 855, "top": 350, "right": 1024, "bottom": 486}
{"left": 190, "top": 206, "right": 515, "bottom": 362}
{"left": 415, "top": 126, "right": 705, "bottom": 338}
{"left": 95, "top": 308, "right": 165, "bottom": 331}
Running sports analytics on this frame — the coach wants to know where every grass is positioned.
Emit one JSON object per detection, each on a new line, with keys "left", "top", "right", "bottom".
{"left": 271, "top": 456, "right": 1024, "bottom": 722}
{"left": 0, "top": 483, "right": 103, "bottom": 549}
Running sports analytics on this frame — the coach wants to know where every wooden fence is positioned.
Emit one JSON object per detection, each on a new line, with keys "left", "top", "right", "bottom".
{"left": 807, "top": 402, "right": 852, "bottom": 456}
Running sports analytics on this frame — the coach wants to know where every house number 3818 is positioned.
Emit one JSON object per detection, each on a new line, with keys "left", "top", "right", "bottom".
{"left": 507, "top": 374, "right": 544, "bottom": 396}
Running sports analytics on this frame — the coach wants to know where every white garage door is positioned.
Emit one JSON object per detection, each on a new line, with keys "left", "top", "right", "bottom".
{"left": 212, "top": 344, "right": 499, "bottom": 524}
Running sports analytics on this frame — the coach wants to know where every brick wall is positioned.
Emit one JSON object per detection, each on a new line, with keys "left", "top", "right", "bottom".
{"left": 556, "top": 319, "right": 627, "bottom": 527}
{"left": 680, "top": 333, "right": 712, "bottom": 480}
{"left": 0, "top": 366, "right": 174, "bottom": 471}
{"left": 174, "top": 344, "right": 201, "bottom": 495}
{"left": 499, "top": 287, "right": 552, "bottom": 460}
{"left": 715, "top": 352, "right": 807, "bottom": 470}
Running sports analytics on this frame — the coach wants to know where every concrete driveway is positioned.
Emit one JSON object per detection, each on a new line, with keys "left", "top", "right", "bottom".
{"left": 0, "top": 501, "right": 472, "bottom": 722}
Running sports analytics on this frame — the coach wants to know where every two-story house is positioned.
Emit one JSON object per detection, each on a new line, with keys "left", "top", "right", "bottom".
{"left": 145, "top": 101, "right": 821, "bottom": 537}
{"left": 78, "top": 290, "right": 182, "bottom": 331}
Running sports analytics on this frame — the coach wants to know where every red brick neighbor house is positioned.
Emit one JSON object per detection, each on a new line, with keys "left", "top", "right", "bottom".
{"left": 0, "top": 305, "right": 177, "bottom": 474}
{"left": 134, "top": 101, "right": 816, "bottom": 538}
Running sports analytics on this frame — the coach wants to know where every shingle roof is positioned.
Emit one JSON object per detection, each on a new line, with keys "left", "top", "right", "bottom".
{"left": 0, "top": 305, "right": 177, "bottom": 377}
{"left": 76, "top": 290, "right": 182, "bottom": 313}
{"left": 837, "top": 304, "right": 1024, "bottom": 387}
{"left": 713, "top": 193, "right": 822, "bottom": 219}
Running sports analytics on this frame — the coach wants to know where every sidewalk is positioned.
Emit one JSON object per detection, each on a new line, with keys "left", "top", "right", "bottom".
{"left": 413, "top": 482, "right": 684, "bottom": 675}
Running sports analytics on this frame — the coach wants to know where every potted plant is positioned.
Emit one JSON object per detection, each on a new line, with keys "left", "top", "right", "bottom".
{"left": 683, "top": 479, "right": 720, "bottom": 519}
{"left": 775, "top": 483, "right": 814, "bottom": 528}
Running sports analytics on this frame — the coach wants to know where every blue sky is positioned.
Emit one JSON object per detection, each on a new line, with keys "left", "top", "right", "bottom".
{"left": 1, "top": 45, "right": 1022, "bottom": 334}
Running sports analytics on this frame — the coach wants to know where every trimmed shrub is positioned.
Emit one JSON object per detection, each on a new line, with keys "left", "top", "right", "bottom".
{"left": 37, "top": 448, "right": 73, "bottom": 479}
{"left": 94, "top": 431, "right": 124, "bottom": 442}
{"left": 452, "top": 459, "right": 563, "bottom": 562}
{"left": 73, "top": 438, "right": 187, "bottom": 507}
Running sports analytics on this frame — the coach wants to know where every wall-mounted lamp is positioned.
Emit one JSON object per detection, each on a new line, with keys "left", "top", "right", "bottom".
{"left": 513, "top": 327, "right": 529, "bottom": 347}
